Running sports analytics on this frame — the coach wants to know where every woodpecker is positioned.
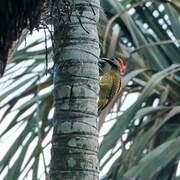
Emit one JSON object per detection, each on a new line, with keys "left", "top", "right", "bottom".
{"left": 98, "top": 57, "right": 126, "bottom": 113}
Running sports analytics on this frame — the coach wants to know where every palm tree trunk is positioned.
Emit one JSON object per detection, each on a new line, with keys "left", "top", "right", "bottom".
{"left": 50, "top": 0, "right": 100, "bottom": 179}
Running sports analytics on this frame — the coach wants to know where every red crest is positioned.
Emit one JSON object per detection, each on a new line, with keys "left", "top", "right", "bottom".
{"left": 117, "top": 58, "right": 126, "bottom": 72}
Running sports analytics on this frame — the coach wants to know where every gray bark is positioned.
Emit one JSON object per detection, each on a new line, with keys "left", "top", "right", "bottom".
{"left": 50, "top": 0, "right": 100, "bottom": 179}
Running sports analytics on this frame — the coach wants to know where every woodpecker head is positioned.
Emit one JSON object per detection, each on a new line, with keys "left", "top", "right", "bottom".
{"left": 99, "top": 57, "right": 126, "bottom": 76}
{"left": 109, "top": 57, "right": 126, "bottom": 73}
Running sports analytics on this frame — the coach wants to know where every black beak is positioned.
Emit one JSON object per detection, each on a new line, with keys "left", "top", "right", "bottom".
{"left": 100, "top": 57, "right": 119, "bottom": 68}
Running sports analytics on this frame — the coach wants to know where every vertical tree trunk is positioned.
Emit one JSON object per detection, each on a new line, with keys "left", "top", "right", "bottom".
{"left": 50, "top": 0, "right": 100, "bottom": 179}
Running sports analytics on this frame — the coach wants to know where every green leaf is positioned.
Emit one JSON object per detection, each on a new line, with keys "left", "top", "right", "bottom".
{"left": 123, "top": 137, "right": 180, "bottom": 179}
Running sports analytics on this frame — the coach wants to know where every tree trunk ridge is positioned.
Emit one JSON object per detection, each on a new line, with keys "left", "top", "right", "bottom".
{"left": 50, "top": 0, "right": 100, "bottom": 179}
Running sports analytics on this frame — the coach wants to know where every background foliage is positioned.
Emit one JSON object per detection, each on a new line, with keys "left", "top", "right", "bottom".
{"left": 0, "top": 0, "right": 180, "bottom": 179}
